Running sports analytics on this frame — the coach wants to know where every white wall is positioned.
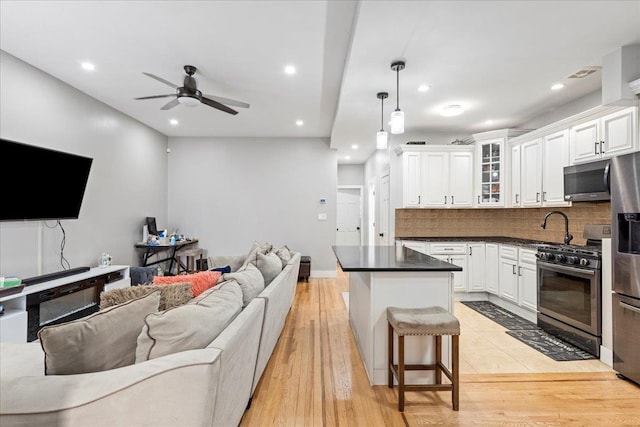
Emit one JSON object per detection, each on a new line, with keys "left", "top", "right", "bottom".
{"left": 0, "top": 50, "right": 168, "bottom": 278}
{"left": 167, "top": 137, "right": 338, "bottom": 276}
{"left": 338, "top": 164, "right": 364, "bottom": 185}
{"left": 521, "top": 90, "right": 601, "bottom": 130}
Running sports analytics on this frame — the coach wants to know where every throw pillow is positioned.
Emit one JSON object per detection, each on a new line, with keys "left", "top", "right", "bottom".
{"left": 38, "top": 291, "right": 161, "bottom": 375}
{"left": 242, "top": 241, "right": 273, "bottom": 269}
{"left": 153, "top": 270, "right": 221, "bottom": 298}
{"left": 99, "top": 283, "right": 193, "bottom": 311}
{"left": 135, "top": 280, "right": 243, "bottom": 362}
{"left": 223, "top": 262, "right": 265, "bottom": 306}
{"left": 250, "top": 250, "right": 282, "bottom": 286}
{"left": 275, "top": 245, "right": 293, "bottom": 267}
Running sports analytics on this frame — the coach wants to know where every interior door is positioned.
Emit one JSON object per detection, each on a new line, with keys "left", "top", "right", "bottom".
{"left": 336, "top": 188, "right": 361, "bottom": 246}
{"left": 379, "top": 174, "right": 390, "bottom": 245}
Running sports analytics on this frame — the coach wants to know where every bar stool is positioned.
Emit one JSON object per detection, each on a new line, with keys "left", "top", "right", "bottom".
{"left": 387, "top": 306, "right": 460, "bottom": 412}
{"left": 175, "top": 248, "right": 205, "bottom": 274}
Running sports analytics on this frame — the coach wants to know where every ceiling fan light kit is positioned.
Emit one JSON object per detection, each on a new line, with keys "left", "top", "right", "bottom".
{"left": 135, "top": 65, "right": 249, "bottom": 115}
{"left": 390, "top": 60, "right": 405, "bottom": 135}
{"left": 376, "top": 92, "right": 389, "bottom": 150}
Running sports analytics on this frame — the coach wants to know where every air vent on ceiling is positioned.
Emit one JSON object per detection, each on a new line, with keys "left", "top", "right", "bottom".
{"left": 568, "top": 66, "right": 601, "bottom": 79}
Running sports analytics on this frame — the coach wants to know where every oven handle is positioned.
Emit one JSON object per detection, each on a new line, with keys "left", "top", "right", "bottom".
{"left": 620, "top": 301, "right": 640, "bottom": 314}
{"left": 537, "top": 261, "right": 595, "bottom": 276}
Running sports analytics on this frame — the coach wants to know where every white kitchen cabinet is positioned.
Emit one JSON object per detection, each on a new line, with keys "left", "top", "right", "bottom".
{"left": 397, "top": 146, "right": 473, "bottom": 208}
{"left": 570, "top": 106, "right": 638, "bottom": 164}
{"left": 520, "top": 138, "right": 543, "bottom": 207}
{"left": 467, "top": 243, "right": 486, "bottom": 292}
{"left": 499, "top": 245, "right": 519, "bottom": 303}
{"left": 518, "top": 248, "right": 538, "bottom": 312}
{"left": 485, "top": 243, "right": 499, "bottom": 295}
{"left": 430, "top": 242, "right": 467, "bottom": 292}
{"left": 541, "top": 130, "right": 570, "bottom": 207}
{"left": 397, "top": 240, "right": 429, "bottom": 255}
{"left": 510, "top": 144, "right": 521, "bottom": 207}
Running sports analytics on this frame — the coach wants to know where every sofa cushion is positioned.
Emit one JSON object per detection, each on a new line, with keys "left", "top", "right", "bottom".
{"left": 38, "top": 291, "right": 161, "bottom": 375}
{"left": 135, "top": 280, "right": 243, "bottom": 362}
{"left": 250, "top": 250, "right": 282, "bottom": 286}
{"left": 100, "top": 282, "right": 193, "bottom": 311}
{"left": 153, "top": 270, "right": 221, "bottom": 297}
{"left": 223, "top": 262, "right": 265, "bottom": 306}
{"left": 275, "top": 245, "right": 293, "bottom": 267}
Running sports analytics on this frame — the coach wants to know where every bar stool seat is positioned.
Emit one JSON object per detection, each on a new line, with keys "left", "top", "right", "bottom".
{"left": 387, "top": 306, "right": 460, "bottom": 412}
{"left": 175, "top": 248, "right": 205, "bottom": 274}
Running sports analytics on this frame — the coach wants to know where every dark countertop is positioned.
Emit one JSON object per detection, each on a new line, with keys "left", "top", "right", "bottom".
{"left": 395, "top": 236, "right": 554, "bottom": 250}
{"left": 332, "top": 245, "right": 463, "bottom": 272}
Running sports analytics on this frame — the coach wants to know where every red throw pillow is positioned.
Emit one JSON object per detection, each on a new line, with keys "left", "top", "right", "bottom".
{"left": 153, "top": 271, "right": 222, "bottom": 298}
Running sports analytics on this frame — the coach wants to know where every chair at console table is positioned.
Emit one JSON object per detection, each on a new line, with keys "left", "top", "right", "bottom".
{"left": 134, "top": 239, "right": 199, "bottom": 275}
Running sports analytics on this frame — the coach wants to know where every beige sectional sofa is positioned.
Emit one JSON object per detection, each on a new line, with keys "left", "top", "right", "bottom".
{"left": 0, "top": 248, "right": 301, "bottom": 427}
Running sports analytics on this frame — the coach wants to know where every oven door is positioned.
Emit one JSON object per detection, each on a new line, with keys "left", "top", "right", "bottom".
{"left": 537, "top": 260, "right": 601, "bottom": 336}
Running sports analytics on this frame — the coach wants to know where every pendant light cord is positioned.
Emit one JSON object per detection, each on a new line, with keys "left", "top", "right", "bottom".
{"left": 380, "top": 97, "right": 384, "bottom": 131}
{"left": 395, "top": 67, "right": 400, "bottom": 111}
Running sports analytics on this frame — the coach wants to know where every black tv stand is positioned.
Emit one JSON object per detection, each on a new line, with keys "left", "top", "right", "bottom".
{"left": 23, "top": 266, "right": 91, "bottom": 286}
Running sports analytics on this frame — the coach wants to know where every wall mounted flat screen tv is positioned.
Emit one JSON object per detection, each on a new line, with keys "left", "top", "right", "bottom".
{"left": 0, "top": 138, "right": 93, "bottom": 221}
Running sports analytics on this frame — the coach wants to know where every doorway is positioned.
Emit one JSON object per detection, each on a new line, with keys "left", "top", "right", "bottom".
{"left": 336, "top": 186, "right": 363, "bottom": 246}
{"left": 368, "top": 178, "right": 376, "bottom": 246}
{"left": 380, "top": 172, "right": 390, "bottom": 246}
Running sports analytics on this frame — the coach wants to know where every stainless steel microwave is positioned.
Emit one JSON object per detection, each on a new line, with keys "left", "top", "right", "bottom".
{"left": 563, "top": 159, "right": 610, "bottom": 202}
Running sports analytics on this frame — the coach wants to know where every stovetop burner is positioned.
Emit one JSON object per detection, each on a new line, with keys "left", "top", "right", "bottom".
{"left": 536, "top": 242, "right": 602, "bottom": 269}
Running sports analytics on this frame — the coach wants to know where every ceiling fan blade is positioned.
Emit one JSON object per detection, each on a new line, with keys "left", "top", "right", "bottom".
{"left": 134, "top": 94, "right": 175, "bottom": 100}
{"left": 142, "top": 72, "right": 178, "bottom": 89}
{"left": 160, "top": 98, "right": 180, "bottom": 110}
{"left": 201, "top": 96, "right": 238, "bottom": 115}
{"left": 203, "top": 95, "right": 250, "bottom": 109}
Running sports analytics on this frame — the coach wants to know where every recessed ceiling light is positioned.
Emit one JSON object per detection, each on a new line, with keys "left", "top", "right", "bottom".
{"left": 485, "top": 120, "right": 494, "bottom": 125}
{"left": 284, "top": 65, "right": 296, "bottom": 75}
{"left": 441, "top": 105, "right": 464, "bottom": 117}
{"left": 296, "top": 120, "right": 304, "bottom": 126}
{"left": 81, "top": 62, "right": 95, "bottom": 71}
{"left": 418, "top": 84, "right": 430, "bottom": 92}
{"left": 169, "top": 119, "right": 179, "bottom": 126}
{"left": 345, "top": 155, "right": 351, "bottom": 160}
{"left": 551, "top": 83, "right": 565, "bottom": 90}
{"left": 352, "top": 144, "right": 358, "bottom": 149}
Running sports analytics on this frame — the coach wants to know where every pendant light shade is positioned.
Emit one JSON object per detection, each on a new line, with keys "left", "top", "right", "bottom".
{"left": 390, "top": 60, "right": 406, "bottom": 135}
{"left": 376, "top": 92, "right": 389, "bottom": 149}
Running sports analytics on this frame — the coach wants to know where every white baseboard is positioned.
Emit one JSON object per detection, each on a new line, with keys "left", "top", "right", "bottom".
{"left": 310, "top": 270, "right": 337, "bottom": 278}
{"left": 600, "top": 345, "right": 613, "bottom": 367}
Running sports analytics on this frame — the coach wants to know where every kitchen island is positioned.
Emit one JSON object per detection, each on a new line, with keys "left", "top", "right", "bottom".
{"left": 332, "top": 245, "right": 462, "bottom": 385}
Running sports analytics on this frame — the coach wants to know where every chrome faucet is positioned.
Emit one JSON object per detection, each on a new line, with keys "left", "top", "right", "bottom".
{"left": 541, "top": 211, "right": 573, "bottom": 245}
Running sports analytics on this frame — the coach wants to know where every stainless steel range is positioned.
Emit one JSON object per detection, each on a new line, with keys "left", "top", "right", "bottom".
{"left": 535, "top": 241, "right": 603, "bottom": 357}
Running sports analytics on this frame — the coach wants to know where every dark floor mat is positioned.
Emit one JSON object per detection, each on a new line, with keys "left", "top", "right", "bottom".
{"left": 506, "top": 329, "right": 597, "bottom": 361}
{"left": 461, "top": 301, "right": 539, "bottom": 330}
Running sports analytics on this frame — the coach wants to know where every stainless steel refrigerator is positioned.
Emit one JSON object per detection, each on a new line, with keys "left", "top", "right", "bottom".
{"left": 611, "top": 151, "right": 640, "bottom": 385}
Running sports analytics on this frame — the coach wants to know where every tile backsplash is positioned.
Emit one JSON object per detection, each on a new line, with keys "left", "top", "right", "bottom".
{"left": 395, "top": 203, "right": 611, "bottom": 245}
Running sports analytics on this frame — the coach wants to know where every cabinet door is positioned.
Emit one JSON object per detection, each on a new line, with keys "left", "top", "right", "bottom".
{"left": 477, "top": 139, "right": 504, "bottom": 206}
{"left": 520, "top": 138, "right": 543, "bottom": 207}
{"left": 401, "top": 241, "right": 428, "bottom": 255}
{"left": 499, "top": 257, "right": 518, "bottom": 303}
{"left": 570, "top": 118, "right": 600, "bottom": 164}
{"left": 432, "top": 254, "right": 467, "bottom": 292}
{"left": 403, "top": 152, "right": 422, "bottom": 207}
{"left": 519, "top": 262, "right": 537, "bottom": 311}
{"left": 542, "top": 130, "right": 570, "bottom": 206}
{"left": 601, "top": 107, "right": 637, "bottom": 157}
{"left": 467, "top": 243, "right": 485, "bottom": 292}
{"left": 485, "top": 243, "right": 499, "bottom": 295}
{"left": 422, "top": 152, "right": 449, "bottom": 207}
{"left": 449, "top": 151, "right": 474, "bottom": 207}
{"left": 511, "top": 144, "right": 521, "bottom": 207}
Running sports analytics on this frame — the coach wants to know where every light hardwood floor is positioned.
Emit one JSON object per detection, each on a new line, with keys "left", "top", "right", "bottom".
{"left": 240, "top": 268, "right": 640, "bottom": 426}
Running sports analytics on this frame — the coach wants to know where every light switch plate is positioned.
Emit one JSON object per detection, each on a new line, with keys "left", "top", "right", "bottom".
{"left": 318, "top": 213, "right": 327, "bottom": 220}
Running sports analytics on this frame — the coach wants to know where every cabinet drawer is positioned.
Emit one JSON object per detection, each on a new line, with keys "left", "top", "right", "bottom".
{"left": 519, "top": 249, "right": 537, "bottom": 265}
{"left": 499, "top": 245, "right": 518, "bottom": 260}
{"left": 431, "top": 243, "right": 466, "bottom": 254}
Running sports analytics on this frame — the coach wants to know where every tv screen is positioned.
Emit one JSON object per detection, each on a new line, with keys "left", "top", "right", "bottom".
{"left": 0, "top": 139, "right": 93, "bottom": 221}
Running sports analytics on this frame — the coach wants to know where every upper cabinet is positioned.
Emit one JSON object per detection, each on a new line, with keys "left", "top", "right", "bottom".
{"left": 570, "top": 106, "right": 638, "bottom": 164}
{"left": 397, "top": 145, "right": 473, "bottom": 208}
{"left": 473, "top": 129, "right": 531, "bottom": 208}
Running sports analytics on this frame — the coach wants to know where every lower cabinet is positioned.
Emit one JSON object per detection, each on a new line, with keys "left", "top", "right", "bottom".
{"left": 485, "top": 243, "right": 499, "bottom": 295}
{"left": 499, "top": 245, "right": 537, "bottom": 311}
{"left": 397, "top": 240, "right": 429, "bottom": 255}
{"left": 430, "top": 242, "right": 468, "bottom": 292}
{"left": 467, "top": 243, "right": 486, "bottom": 292}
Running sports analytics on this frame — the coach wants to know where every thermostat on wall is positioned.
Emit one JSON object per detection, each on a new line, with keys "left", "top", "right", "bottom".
{"left": 319, "top": 198, "right": 326, "bottom": 204}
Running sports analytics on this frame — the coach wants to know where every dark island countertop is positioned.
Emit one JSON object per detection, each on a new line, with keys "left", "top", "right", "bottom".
{"left": 332, "top": 245, "right": 463, "bottom": 272}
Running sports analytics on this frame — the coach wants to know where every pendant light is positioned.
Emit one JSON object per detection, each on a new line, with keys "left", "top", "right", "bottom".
{"left": 390, "top": 60, "right": 406, "bottom": 134}
{"left": 376, "top": 92, "right": 388, "bottom": 149}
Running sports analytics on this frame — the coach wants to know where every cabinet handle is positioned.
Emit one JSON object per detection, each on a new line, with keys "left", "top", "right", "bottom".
{"left": 594, "top": 141, "right": 599, "bottom": 155}
{"left": 451, "top": 195, "right": 454, "bottom": 204}
{"left": 444, "top": 248, "right": 454, "bottom": 251}
{"left": 512, "top": 264, "right": 516, "bottom": 275}
{"left": 418, "top": 195, "right": 421, "bottom": 204}
{"left": 543, "top": 191, "right": 547, "bottom": 202}
{"left": 518, "top": 266, "right": 522, "bottom": 276}
{"left": 444, "top": 195, "right": 448, "bottom": 204}
{"left": 600, "top": 140, "right": 605, "bottom": 154}
{"left": 536, "top": 192, "right": 540, "bottom": 203}
{"left": 478, "top": 195, "right": 481, "bottom": 204}
{"left": 469, "top": 247, "right": 472, "bottom": 256}
{"left": 515, "top": 193, "right": 519, "bottom": 204}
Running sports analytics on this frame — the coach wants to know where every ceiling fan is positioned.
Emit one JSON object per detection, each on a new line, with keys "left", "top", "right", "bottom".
{"left": 134, "top": 65, "right": 249, "bottom": 115}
